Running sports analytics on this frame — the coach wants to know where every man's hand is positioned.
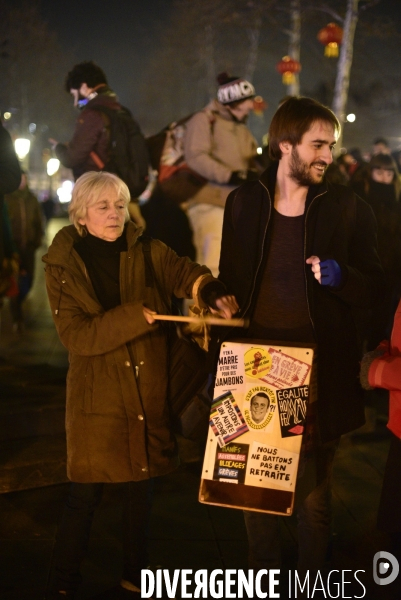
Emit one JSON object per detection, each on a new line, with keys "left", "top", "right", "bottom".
{"left": 306, "top": 255, "right": 322, "bottom": 283}
{"left": 209, "top": 295, "right": 239, "bottom": 319}
{"left": 306, "top": 256, "right": 342, "bottom": 287}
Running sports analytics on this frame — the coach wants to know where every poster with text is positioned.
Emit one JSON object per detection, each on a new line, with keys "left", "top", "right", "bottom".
{"left": 213, "top": 442, "right": 250, "bottom": 484}
{"left": 200, "top": 341, "right": 314, "bottom": 515}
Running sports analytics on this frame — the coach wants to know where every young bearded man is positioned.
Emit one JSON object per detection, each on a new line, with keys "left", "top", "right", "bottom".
{"left": 216, "top": 96, "right": 385, "bottom": 588}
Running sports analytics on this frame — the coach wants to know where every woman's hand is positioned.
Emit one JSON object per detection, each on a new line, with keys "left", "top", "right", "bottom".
{"left": 209, "top": 295, "right": 239, "bottom": 319}
{"left": 143, "top": 306, "right": 157, "bottom": 324}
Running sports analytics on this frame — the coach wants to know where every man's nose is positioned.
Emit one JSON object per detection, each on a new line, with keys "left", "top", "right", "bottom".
{"left": 321, "top": 146, "right": 333, "bottom": 164}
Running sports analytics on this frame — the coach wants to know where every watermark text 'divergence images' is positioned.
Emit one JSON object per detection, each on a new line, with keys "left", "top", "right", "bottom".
{"left": 140, "top": 568, "right": 369, "bottom": 598}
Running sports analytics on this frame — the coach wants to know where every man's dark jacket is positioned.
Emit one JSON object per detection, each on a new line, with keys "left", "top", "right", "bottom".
{"left": 55, "top": 87, "right": 120, "bottom": 181}
{"left": 218, "top": 164, "right": 385, "bottom": 442}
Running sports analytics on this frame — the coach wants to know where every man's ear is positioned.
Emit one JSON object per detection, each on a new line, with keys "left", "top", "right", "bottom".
{"left": 279, "top": 141, "right": 291, "bottom": 155}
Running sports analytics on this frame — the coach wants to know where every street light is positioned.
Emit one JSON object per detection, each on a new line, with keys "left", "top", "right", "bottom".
{"left": 14, "top": 138, "right": 31, "bottom": 161}
{"left": 57, "top": 180, "right": 73, "bottom": 204}
{"left": 346, "top": 113, "right": 356, "bottom": 123}
{"left": 47, "top": 158, "right": 60, "bottom": 177}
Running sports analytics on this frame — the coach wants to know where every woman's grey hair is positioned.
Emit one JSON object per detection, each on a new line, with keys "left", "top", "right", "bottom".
{"left": 69, "top": 171, "right": 131, "bottom": 236}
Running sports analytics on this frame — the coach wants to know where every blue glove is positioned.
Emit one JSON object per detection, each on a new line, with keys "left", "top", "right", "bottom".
{"left": 320, "top": 259, "right": 342, "bottom": 287}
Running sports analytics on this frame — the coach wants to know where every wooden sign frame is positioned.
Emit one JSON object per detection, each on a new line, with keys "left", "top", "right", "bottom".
{"left": 199, "top": 339, "right": 315, "bottom": 516}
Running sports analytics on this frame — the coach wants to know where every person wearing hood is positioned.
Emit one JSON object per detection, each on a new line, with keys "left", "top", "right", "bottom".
{"left": 183, "top": 72, "right": 259, "bottom": 276}
{"left": 353, "top": 153, "right": 401, "bottom": 349}
{"left": 43, "top": 170, "right": 238, "bottom": 599}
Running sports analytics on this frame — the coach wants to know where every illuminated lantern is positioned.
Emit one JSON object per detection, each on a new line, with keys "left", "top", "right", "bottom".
{"left": 276, "top": 56, "right": 301, "bottom": 86}
{"left": 317, "top": 23, "right": 343, "bottom": 57}
{"left": 253, "top": 95, "right": 267, "bottom": 116}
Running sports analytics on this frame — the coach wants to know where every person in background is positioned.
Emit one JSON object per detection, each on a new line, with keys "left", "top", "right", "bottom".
{"left": 336, "top": 152, "right": 357, "bottom": 182}
{"left": 324, "top": 157, "right": 348, "bottom": 186}
{"left": 140, "top": 184, "right": 196, "bottom": 261}
{"left": 41, "top": 193, "right": 56, "bottom": 226}
{"left": 352, "top": 153, "right": 401, "bottom": 350}
{"left": 183, "top": 72, "right": 258, "bottom": 276}
{"left": 43, "top": 171, "right": 237, "bottom": 600}
{"left": 372, "top": 136, "right": 391, "bottom": 156}
{"left": 4, "top": 171, "right": 43, "bottom": 331}
{"left": 360, "top": 298, "right": 401, "bottom": 600}
{"left": 0, "top": 121, "right": 21, "bottom": 298}
{"left": 347, "top": 147, "right": 368, "bottom": 187}
{"left": 49, "top": 61, "right": 146, "bottom": 229}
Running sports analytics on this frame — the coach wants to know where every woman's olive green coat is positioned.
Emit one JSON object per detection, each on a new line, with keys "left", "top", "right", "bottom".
{"left": 43, "top": 222, "right": 214, "bottom": 483}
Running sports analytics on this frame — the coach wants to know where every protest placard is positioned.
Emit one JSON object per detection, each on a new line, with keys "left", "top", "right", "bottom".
{"left": 199, "top": 340, "right": 314, "bottom": 515}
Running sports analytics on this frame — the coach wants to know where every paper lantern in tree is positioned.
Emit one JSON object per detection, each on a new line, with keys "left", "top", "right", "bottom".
{"left": 253, "top": 96, "right": 267, "bottom": 116}
{"left": 317, "top": 23, "right": 343, "bottom": 57}
{"left": 276, "top": 56, "right": 301, "bottom": 86}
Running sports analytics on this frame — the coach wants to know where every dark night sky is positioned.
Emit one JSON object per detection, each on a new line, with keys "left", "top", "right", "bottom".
{"left": 40, "top": 0, "right": 173, "bottom": 109}
{"left": 38, "top": 0, "right": 401, "bottom": 148}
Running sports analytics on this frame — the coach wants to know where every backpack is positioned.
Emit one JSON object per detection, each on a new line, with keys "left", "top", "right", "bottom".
{"left": 89, "top": 105, "right": 149, "bottom": 198}
{"left": 146, "top": 110, "right": 215, "bottom": 205}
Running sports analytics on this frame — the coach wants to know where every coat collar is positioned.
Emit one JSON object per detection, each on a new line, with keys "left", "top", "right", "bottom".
{"left": 42, "top": 221, "right": 142, "bottom": 269}
{"left": 205, "top": 98, "right": 247, "bottom": 123}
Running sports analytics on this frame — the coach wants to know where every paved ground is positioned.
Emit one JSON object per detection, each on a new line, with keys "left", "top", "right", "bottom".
{"left": 0, "top": 218, "right": 396, "bottom": 599}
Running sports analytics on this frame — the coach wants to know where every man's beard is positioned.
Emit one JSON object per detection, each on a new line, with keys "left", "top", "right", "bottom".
{"left": 289, "top": 146, "right": 327, "bottom": 186}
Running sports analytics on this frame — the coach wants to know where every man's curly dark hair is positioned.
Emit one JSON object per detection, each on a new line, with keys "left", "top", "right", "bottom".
{"left": 65, "top": 61, "right": 108, "bottom": 92}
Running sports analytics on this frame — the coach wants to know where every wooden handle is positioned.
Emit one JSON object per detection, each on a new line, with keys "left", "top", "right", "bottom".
{"left": 153, "top": 314, "right": 248, "bottom": 327}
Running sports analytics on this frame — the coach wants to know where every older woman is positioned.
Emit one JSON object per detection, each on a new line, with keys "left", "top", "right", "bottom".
{"left": 43, "top": 171, "right": 237, "bottom": 599}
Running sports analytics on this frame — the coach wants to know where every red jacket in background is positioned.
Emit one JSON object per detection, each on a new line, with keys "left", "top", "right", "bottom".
{"left": 369, "top": 299, "right": 401, "bottom": 438}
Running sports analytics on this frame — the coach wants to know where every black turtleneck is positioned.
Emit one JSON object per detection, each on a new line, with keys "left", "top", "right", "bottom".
{"left": 74, "top": 229, "right": 128, "bottom": 311}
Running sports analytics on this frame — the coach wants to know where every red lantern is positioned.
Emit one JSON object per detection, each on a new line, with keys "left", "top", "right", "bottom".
{"left": 253, "top": 95, "right": 267, "bottom": 116}
{"left": 276, "top": 56, "right": 301, "bottom": 86}
{"left": 317, "top": 23, "right": 343, "bottom": 57}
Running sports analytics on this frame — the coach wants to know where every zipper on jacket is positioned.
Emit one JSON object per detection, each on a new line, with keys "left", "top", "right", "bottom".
{"left": 241, "top": 181, "right": 326, "bottom": 336}
{"left": 216, "top": 184, "right": 271, "bottom": 346}
{"left": 240, "top": 179, "right": 272, "bottom": 319}
{"left": 303, "top": 190, "right": 327, "bottom": 336}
